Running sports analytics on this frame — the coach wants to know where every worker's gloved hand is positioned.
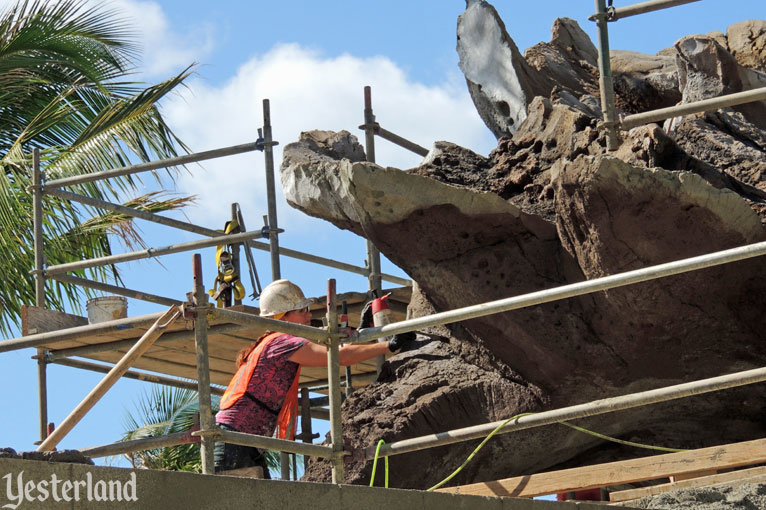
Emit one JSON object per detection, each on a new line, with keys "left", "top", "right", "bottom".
{"left": 388, "top": 331, "right": 416, "bottom": 352}
{"left": 358, "top": 301, "right": 374, "bottom": 330}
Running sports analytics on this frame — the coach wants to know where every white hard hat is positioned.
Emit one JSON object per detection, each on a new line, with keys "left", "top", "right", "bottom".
{"left": 259, "top": 279, "right": 311, "bottom": 317}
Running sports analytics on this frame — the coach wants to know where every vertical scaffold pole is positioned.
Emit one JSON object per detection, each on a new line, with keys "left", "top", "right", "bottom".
{"left": 262, "top": 99, "right": 281, "bottom": 280}
{"left": 363, "top": 86, "right": 385, "bottom": 375}
{"left": 262, "top": 99, "right": 291, "bottom": 478}
{"left": 193, "top": 254, "right": 216, "bottom": 475}
{"left": 326, "top": 279, "right": 344, "bottom": 483}
{"left": 230, "top": 203, "right": 242, "bottom": 306}
{"left": 32, "top": 148, "right": 48, "bottom": 443}
{"left": 594, "top": 0, "right": 620, "bottom": 151}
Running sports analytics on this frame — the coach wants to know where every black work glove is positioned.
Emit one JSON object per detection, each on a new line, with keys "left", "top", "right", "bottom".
{"left": 388, "top": 331, "right": 416, "bottom": 352}
{"left": 358, "top": 300, "right": 374, "bottom": 330}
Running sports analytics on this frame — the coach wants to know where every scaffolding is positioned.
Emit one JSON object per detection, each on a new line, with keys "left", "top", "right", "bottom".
{"left": 590, "top": 0, "right": 766, "bottom": 150}
{"left": 4, "top": 88, "right": 424, "bottom": 482}
{"left": 3, "top": 0, "right": 766, "bottom": 493}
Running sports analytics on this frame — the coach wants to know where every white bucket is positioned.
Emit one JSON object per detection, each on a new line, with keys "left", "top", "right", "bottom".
{"left": 86, "top": 296, "right": 128, "bottom": 323}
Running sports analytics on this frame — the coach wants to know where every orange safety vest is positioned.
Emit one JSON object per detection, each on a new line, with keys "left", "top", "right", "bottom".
{"left": 219, "top": 332, "right": 302, "bottom": 440}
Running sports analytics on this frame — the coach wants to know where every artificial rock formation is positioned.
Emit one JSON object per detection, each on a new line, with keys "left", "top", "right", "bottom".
{"left": 285, "top": 3, "right": 766, "bottom": 496}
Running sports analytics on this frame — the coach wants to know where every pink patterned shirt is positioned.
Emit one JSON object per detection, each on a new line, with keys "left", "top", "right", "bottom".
{"left": 215, "top": 334, "right": 307, "bottom": 436}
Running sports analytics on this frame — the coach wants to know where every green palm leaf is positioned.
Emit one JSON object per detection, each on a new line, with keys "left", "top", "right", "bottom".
{"left": 0, "top": 0, "right": 196, "bottom": 334}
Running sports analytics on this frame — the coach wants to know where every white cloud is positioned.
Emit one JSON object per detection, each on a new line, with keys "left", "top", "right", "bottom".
{"left": 162, "top": 43, "right": 496, "bottom": 236}
{"left": 0, "top": 0, "right": 212, "bottom": 76}
{"left": 112, "top": 0, "right": 214, "bottom": 76}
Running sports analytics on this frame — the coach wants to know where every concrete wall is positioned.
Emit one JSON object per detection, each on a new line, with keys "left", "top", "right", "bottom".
{"left": 0, "top": 458, "right": 632, "bottom": 510}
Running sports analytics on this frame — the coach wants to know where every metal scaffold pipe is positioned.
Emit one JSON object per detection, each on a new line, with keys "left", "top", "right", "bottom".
{"left": 45, "top": 141, "right": 263, "bottom": 190}
{"left": 354, "top": 241, "right": 766, "bottom": 343}
{"left": 326, "top": 279, "right": 345, "bottom": 483}
{"left": 50, "top": 273, "right": 182, "bottom": 307}
{"left": 262, "top": 99, "right": 282, "bottom": 281}
{"left": 47, "top": 188, "right": 409, "bottom": 285}
{"left": 192, "top": 254, "right": 216, "bottom": 475}
{"left": 37, "top": 306, "right": 182, "bottom": 452}
{"left": 44, "top": 230, "right": 263, "bottom": 275}
{"left": 32, "top": 148, "right": 48, "bottom": 443}
{"left": 50, "top": 358, "right": 226, "bottom": 396}
{"left": 621, "top": 86, "right": 766, "bottom": 130}
{"left": 210, "top": 306, "right": 329, "bottom": 343}
{"left": 593, "top": 0, "right": 620, "bottom": 151}
{"left": 0, "top": 311, "right": 167, "bottom": 353}
{"left": 219, "top": 429, "right": 333, "bottom": 459}
{"left": 362, "top": 365, "right": 766, "bottom": 460}
{"left": 599, "top": 0, "right": 702, "bottom": 21}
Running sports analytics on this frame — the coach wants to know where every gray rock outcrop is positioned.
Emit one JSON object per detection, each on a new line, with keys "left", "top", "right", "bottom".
{"left": 285, "top": 4, "right": 766, "bottom": 501}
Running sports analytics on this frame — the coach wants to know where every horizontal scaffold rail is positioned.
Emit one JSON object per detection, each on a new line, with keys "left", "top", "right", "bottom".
{"left": 621, "top": 87, "right": 766, "bottom": 130}
{"left": 50, "top": 273, "right": 181, "bottom": 307}
{"left": 599, "top": 0, "right": 702, "bottom": 21}
{"left": 44, "top": 231, "right": 263, "bottom": 276}
{"left": 361, "top": 365, "right": 766, "bottom": 461}
{"left": 353, "top": 240, "right": 766, "bottom": 343}
{"left": 0, "top": 311, "right": 166, "bottom": 353}
{"left": 45, "top": 142, "right": 265, "bottom": 190}
{"left": 45, "top": 185, "right": 410, "bottom": 286}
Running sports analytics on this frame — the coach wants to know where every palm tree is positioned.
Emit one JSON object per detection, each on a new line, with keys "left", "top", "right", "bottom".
{"left": 0, "top": 0, "right": 195, "bottom": 334}
{"left": 121, "top": 385, "right": 282, "bottom": 474}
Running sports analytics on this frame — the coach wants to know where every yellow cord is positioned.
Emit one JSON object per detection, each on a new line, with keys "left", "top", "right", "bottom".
{"left": 426, "top": 413, "right": 536, "bottom": 491}
{"left": 369, "top": 439, "right": 389, "bottom": 488}
{"left": 420, "top": 414, "right": 685, "bottom": 492}
{"left": 557, "top": 421, "right": 687, "bottom": 453}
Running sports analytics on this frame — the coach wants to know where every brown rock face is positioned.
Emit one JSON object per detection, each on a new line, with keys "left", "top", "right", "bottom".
{"left": 287, "top": 11, "right": 766, "bottom": 491}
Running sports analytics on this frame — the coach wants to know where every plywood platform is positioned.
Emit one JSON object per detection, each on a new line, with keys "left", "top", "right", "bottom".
{"left": 22, "top": 287, "right": 411, "bottom": 389}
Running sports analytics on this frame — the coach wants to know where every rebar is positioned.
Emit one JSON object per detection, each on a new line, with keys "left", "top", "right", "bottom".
{"left": 362, "top": 365, "right": 766, "bottom": 460}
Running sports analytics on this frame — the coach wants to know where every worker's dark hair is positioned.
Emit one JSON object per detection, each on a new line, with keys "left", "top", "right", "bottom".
{"left": 235, "top": 332, "right": 272, "bottom": 368}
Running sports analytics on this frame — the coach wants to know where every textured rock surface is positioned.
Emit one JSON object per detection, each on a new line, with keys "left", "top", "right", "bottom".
{"left": 727, "top": 20, "right": 766, "bottom": 72}
{"left": 615, "top": 476, "right": 766, "bottom": 510}
{"left": 674, "top": 35, "right": 766, "bottom": 130}
{"left": 457, "top": 1, "right": 552, "bottom": 138}
{"left": 285, "top": 6, "right": 766, "bottom": 498}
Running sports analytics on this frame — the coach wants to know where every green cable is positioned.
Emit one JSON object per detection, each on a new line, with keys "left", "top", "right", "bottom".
{"left": 369, "top": 439, "right": 389, "bottom": 488}
{"left": 422, "top": 413, "right": 685, "bottom": 492}
{"left": 557, "top": 421, "right": 687, "bottom": 453}
{"left": 426, "top": 413, "right": 536, "bottom": 491}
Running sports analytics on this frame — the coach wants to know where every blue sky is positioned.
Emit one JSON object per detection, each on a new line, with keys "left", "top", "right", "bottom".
{"left": 0, "top": 0, "right": 763, "bottom": 479}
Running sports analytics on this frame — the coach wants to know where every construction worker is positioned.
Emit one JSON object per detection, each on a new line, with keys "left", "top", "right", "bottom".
{"left": 213, "top": 279, "right": 415, "bottom": 477}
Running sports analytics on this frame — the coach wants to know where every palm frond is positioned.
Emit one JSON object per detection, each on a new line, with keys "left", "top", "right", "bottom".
{"left": 0, "top": 0, "right": 195, "bottom": 334}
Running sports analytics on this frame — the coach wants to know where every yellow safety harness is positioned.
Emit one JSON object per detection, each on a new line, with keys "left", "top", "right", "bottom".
{"left": 209, "top": 219, "right": 247, "bottom": 308}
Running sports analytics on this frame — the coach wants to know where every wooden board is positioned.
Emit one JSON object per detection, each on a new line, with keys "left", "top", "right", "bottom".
{"left": 609, "top": 466, "right": 766, "bottom": 503}
{"left": 437, "top": 438, "right": 766, "bottom": 499}
{"left": 22, "top": 305, "right": 89, "bottom": 336}
{"left": 28, "top": 286, "right": 410, "bottom": 389}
